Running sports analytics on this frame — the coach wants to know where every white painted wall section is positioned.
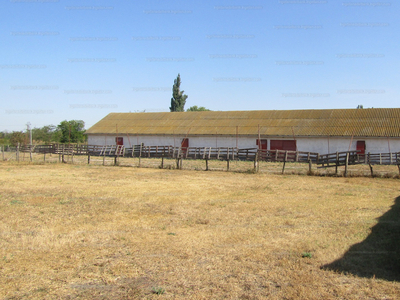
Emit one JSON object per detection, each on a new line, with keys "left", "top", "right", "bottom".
{"left": 87, "top": 135, "right": 400, "bottom": 154}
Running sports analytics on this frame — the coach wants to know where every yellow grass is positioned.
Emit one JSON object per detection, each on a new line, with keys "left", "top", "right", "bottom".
{"left": 0, "top": 162, "right": 399, "bottom": 299}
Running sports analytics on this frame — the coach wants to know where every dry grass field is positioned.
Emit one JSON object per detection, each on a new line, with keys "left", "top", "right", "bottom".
{"left": 0, "top": 161, "right": 399, "bottom": 299}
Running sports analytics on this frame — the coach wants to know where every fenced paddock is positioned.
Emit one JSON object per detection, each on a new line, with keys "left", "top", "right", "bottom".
{"left": 1, "top": 162, "right": 400, "bottom": 299}
{"left": 1, "top": 144, "right": 399, "bottom": 177}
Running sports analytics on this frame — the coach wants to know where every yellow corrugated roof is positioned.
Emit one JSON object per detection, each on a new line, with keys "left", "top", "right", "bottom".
{"left": 85, "top": 108, "right": 400, "bottom": 137}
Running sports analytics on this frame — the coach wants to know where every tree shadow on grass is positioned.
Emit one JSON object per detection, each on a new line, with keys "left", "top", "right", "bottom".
{"left": 322, "top": 196, "right": 400, "bottom": 281}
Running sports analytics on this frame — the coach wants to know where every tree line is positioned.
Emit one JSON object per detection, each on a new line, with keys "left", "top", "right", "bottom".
{"left": 0, "top": 120, "right": 86, "bottom": 146}
{"left": 1, "top": 74, "right": 205, "bottom": 146}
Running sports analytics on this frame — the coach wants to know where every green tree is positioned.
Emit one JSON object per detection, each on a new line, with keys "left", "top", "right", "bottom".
{"left": 186, "top": 105, "right": 210, "bottom": 112}
{"left": 0, "top": 131, "right": 11, "bottom": 145}
{"left": 32, "top": 125, "right": 58, "bottom": 143}
{"left": 57, "top": 120, "right": 86, "bottom": 144}
{"left": 9, "top": 131, "right": 27, "bottom": 146}
{"left": 169, "top": 74, "right": 188, "bottom": 112}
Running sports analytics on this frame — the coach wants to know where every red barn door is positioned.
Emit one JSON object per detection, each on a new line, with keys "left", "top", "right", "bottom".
{"left": 356, "top": 141, "right": 365, "bottom": 155}
{"left": 256, "top": 139, "right": 268, "bottom": 150}
{"left": 256, "top": 139, "right": 268, "bottom": 159}
{"left": 270, "top": 140, "right": 296, "bottom": 151}
{"left": 116, "top": 137, "right": 123, "bottom": 146}
{"left": 181, "top": 138, "right": 189, "bottom": 155}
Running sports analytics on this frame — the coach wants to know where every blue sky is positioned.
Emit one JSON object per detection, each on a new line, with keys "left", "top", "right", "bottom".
{"left": 0, "top": 0, "right": 398, "bottom": 131}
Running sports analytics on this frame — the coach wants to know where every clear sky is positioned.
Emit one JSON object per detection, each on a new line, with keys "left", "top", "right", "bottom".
{"left": 0, "top": 0, "right": 398, "bottom": 131}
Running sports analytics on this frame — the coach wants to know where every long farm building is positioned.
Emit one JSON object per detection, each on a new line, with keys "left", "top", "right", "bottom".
{"left": 85, "top": 108, "right": 400, "bottom": 155}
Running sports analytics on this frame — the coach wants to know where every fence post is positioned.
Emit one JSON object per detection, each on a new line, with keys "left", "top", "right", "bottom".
{"left": 62, "top": 144, "right": 65, "bottom": 163}
{"left": 17, "top": 143, "right": 20, "bottom": 162}
{"left": 397, "top": 153, "right": 400, "bottom": 174}
{"left": 88, "top": 154, "right": 90, "bottom": 164}
{"left": 30, "top": 145, "right": 32, "bottom": 162}
{"left": 335, "top": 152, "right": 339, "bottom": 174}
{"left": 227, "top": 159, "right": 230, "bottom": 171}
{"left": 282, "top": 151, "right": 288, "bottom": 174}
{"left": 254, "top": 152, "right": 258, "bottom": 172}
{"left": 205, "top": 159, "right": 209, "bottom": 171}
{"left": 344, "top": 152, "right": 349, "bottom": 177}
{"left": 1, "top": 146, "right": 3, "bottom": 161}
{"left": 308, "top": 159, "right": 312, "bottom": 174}
{"left": 369, "top": 164, "right": 374, "bottom": 177}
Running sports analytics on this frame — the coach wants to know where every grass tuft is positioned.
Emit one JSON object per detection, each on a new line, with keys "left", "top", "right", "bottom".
{"left": 152, "top": 287, "right": 165, "bottom": 295}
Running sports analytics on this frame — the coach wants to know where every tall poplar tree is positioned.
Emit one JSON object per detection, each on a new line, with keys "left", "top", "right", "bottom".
{"left": 169, "top": 74, "right": 188, "bottom": 112}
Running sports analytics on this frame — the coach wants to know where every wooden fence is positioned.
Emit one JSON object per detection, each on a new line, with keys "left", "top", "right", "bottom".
{"left": 364, "top": 152, "right": 400, "bottom": 165}
{"left": 1, "top": 143, "right": 399, "bottom": 175}
{"left": 317, "top": 151, "right": 360, "bottom": 168}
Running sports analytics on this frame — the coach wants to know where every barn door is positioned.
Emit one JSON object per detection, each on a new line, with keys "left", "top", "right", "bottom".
{"left": 181, "top": 138, "right": 189, "bottom": 155}
{"left": 256, "top": 139, "right": 268, "bottom": 159}
{"left": 270, "top": 140, "right": 296, "bottom": 151}
{"left": 256, "top": 139, "right": 268, "bottom": 150}
{"left": 356, "top": 141, "right": 365, "bottom": 155}
{"left": 116, "top": 137, "right": 123, "bottom": 146}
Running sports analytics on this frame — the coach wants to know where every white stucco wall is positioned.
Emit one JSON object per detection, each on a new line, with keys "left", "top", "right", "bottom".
{"left": 296, "top": 137, "right": 400, "bottom": 153}
{"left": 88, "top": 135, "right": 255, "bottom": 148}
{"left": 87, "top": 135, "right": 400, "bottom": 154}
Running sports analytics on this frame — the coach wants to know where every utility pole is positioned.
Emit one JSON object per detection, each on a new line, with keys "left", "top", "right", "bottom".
{"left": 26, "top": 122, "right": 32, "bottom": 162}
{"left": 26, "top": 122, "right": 32, "bottom": 145}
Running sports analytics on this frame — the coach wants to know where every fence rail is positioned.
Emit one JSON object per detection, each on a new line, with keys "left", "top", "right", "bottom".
{"left": 179, "top": 147, "right": 238, "bottom": 160}
{"left": 317, "top": 151, "right": 360, "bottom": 168}
{"left": 365, "top": 152, "right": 400, "bottom": 165}
{"left": 130, "top": 145, "right": 175, "bottom": 158}
{"left": 1, "top": 144, "right": 399, "bottom": 169}
{"left": 258, "top": 149, "right": 320, "bottom": 163}
{"left": 86, "top": 145, "right": 124, "bottom": 156}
